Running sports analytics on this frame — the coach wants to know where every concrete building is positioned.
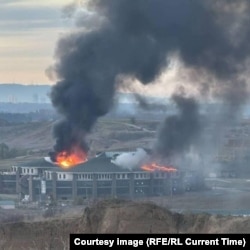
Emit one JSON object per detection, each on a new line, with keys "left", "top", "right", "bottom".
{"left": 215, "top": 119, "right": 250, "bottom": 177}
{"left": 0, "top": 151, "right": 185, "bottom": 202}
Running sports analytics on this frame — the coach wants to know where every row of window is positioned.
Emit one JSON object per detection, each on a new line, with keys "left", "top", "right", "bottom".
{"left": 77, "top": 173, "right": 150, "bottom": 180}
{"left": 134, "top": 173, "right": 150, "bottom": 179}
{"left": 44, "top": 171, "right": 180, "bottom": 180}
{"left": 58, "top": 173, "right": 67, "bottom": 179}
{"left": 78, "top": 174, "right": 94, "bottom": 180}
{"left": 45, "top": 172, "right": 51, "bottom": 179}
{"left": 12, "top": 167, "right": 18, "bottom": 172}
{"left": 22, "top": 168, "right": 34, "bottom": 174}
{"left": 44, "top": 172, "right": 68, "bottom": 180}
{"left": 76, "top": 172, "right": 176, "bottom": 180}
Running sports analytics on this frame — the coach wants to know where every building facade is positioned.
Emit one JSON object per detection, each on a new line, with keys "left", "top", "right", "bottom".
{"left": 1, "top": 152, "right": 186, "bottom": 202}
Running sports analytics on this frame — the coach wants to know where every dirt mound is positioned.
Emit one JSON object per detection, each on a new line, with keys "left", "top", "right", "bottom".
{"left": 0, "top": 208, "right": 24, "bottom": 224}
{"left": 178, "top": 213, "right": 250, "bottom": 233}
{"left": 81, "top": 199, "right": 250, "bottom": 234}
{"left": 1, "top": 199, "right": 250, "bottom": 249}
{"left": 81, "top": 199, "right": 178, "bottom": 233}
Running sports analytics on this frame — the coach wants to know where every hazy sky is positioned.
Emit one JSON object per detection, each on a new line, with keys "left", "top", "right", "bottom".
{"left": 0, "top": 0, "right": 74, "bottom": 85}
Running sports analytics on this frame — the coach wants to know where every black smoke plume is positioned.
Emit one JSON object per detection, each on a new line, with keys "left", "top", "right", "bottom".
{"left": 154, "top": 94, "right": 201, "bottom": 158}
{"left": 49, "top": 0, "right": 250, "bottom": 158}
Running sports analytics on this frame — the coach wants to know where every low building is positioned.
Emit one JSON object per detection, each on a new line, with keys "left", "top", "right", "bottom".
{"left": 1, "top": 151, "right": 185, "bottom": 202}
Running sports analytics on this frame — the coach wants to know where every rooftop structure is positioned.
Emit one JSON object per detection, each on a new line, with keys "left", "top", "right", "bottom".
{"left": 0, "top": 150, "right": 203, "bottom": 202}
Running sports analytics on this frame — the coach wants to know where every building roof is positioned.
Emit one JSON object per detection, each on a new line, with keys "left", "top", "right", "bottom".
{"left": 17, "top": 157, "right": 56, "bottom": 168}
{"left": 18, "top": 152, "right": 147, "bottom": 173}
{"left": 55, "top": 153, "right": 134, "bottom": 173}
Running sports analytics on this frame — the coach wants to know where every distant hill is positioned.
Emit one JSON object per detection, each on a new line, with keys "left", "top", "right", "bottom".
{"left": 0, "top": 83, "right": 52, "bottom": 103}
{"left": 0, "top": 84, "right": 168, "bottom": 104}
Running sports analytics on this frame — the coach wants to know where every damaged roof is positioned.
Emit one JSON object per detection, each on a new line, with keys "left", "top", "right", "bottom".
{"left": 55, "top": 153, "right": 136, "bottom": 173}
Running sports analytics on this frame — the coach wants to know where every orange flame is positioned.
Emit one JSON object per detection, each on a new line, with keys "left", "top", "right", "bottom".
{"left": 56, "top": 146, "right": 87, "bottom": 169}
{"left": 141, "top": 162, "right": 177, "bottom": 172}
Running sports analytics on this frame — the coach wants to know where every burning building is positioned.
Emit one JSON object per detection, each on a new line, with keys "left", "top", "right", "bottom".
{"left": 47, "top": 0, "right": 250, "bottom": 186}
{"left": 37, "top": 0, "right": 250, "bottom": 200}
{"left": 4, "top": 0, "right": 248, "bottom": 201}
{"left": 1, "top": 149, "right": 194, "bottom": 202}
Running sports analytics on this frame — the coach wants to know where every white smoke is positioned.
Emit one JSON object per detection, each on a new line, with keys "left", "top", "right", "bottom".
{"left": 111, "top": 148, "right": 150, "bottom": 170}
{"left": 44, "top": 156, "right": 56, "bottom": 164}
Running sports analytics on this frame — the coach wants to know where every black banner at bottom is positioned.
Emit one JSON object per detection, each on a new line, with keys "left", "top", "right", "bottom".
{"left": 70, "top": 234, "right": 249, "bottom": 249}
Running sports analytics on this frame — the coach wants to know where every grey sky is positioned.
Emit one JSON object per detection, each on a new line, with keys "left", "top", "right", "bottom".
{"left": 0, "top": 0, "right": 73, "bottom": 84}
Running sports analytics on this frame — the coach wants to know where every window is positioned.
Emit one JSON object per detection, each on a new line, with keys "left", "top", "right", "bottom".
{"left": 63, "top": 174, "right": 66, "bottom": 179}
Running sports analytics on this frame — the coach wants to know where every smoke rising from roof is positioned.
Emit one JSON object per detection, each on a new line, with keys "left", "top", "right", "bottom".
{"left": 111, "top": 148, "right": 149, "bottom": 170}
{"left": 48, "top": 0, "right": 250, "bottom": 158}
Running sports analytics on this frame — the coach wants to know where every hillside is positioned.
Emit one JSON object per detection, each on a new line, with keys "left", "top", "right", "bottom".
{"left": 0, "top": 118, "right": 157, "bottom": 168}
